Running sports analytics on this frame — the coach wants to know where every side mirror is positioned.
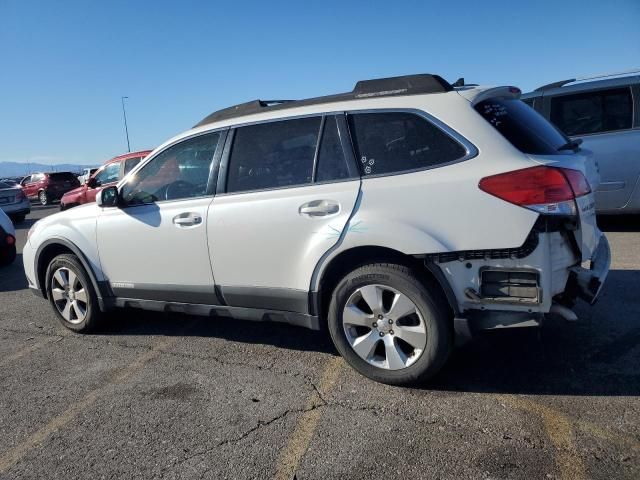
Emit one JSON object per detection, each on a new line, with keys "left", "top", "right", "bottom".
{"left": 87, "top": 177, "right": 97, "bottom": 188}
{"left": 97, "top": 186, "right": 119, "bottom": 208}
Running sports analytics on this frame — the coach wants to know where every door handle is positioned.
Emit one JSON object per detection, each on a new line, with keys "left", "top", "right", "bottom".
{"left": 173, "top": 213, "right": 202, "bottom": 227}
{"left": 299, "top": 200, "right": 340, "bottom": 217}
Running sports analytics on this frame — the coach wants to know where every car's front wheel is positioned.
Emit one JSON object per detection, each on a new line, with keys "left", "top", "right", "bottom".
{"left": 39, "top": 190, "right": 49, "bottom": 205}
{"left": 327, "top": 263, "right": 452, "bottom": 385}
{"left": 45, "top": 254, "right": 102, "bottom": 332}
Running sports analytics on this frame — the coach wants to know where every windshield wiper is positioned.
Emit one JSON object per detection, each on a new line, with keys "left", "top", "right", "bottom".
{"left": 558, "top": 138, "right": 583, "bottom": 151}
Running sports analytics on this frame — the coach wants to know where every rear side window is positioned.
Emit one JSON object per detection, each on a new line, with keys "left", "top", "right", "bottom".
{"left": 315, "top": 116, "right": 352, "bottom": 182}
{"left": 347, "top": 112, "right": 466, "bottom": 176}
{"left": 475, "top": 98, "right": 569, "bottom": 155}
{"left": 227, "top": 117, "right": 321, "bottom": 193}
{"left": 550, "top": 87, "right": 633, "bottom": 136}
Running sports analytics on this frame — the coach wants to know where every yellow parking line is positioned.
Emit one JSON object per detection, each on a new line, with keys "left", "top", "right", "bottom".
{"left": 497, "top": 394, "right": 586, "bottom": 480}
{"left": 0, "top": 336, "right": 176, "bottom": 474}
{"left": 273, "top": 356, "right": 343, "bottom": 480}
{"left": 0, "top": 336, "right": 59, "bottom": 368}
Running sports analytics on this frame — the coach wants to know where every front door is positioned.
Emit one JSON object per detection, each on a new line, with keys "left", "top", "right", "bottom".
{"left": 97, "top": 131, "right": 224, "bottom": 303}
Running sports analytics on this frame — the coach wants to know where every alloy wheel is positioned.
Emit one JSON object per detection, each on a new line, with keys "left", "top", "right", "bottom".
{"left": 342, "top": 284, "right": 427, "bottom": 370}
{"left": 50, "top": 267, "right": 88, "bottom": 324}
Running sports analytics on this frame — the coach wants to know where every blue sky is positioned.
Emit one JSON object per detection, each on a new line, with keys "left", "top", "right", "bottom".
{"left": 1, "top": 0, "right": 638, "bottom": 166}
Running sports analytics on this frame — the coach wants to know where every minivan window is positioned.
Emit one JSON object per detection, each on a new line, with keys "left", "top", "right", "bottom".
{"left": 226, "top": 117, "right": 321, "bottom": 193}
{"left": 347, "top": 112, "right": 466, "bottom": 176}
{"left": 121, "top": 132, "right": 219, "bottom": 205}
{"left": 475, "top": 98, "right": 569, "bottom": 155}
{"left": 315, "top": 116, "right": 352, "bottom": 182}
{"left": 550, "top": 87, "right": 633, "bottom": 136}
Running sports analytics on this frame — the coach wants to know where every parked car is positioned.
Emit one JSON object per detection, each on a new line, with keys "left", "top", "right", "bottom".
{"left": 0, "top": 178, "right": 20, "bottom": 187}
{"left": 522, "top": 70, "right": 640, "bottom": 214}
{"left": 78, "top": 167, "right": 99, "bottom": 185}
{"left": 0, "top": 180, "right": 30, "bottom": 222}
{"left": 60, "top": 151, "right": 150, "bottom": 210}
{"left": 0, "top": 208, "right": 16, "bottom": 267}
{"left": 23, "top": 74, "right": 610, "bottom": 385}
{"left": 21, "top": 172, "right": 81, "bottom": 206}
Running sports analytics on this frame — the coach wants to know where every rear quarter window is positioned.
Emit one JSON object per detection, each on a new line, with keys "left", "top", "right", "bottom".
{"left": 347, "top": 112, "right": 466, "bottom": 176}
{"left": 475, "top": 98, "right": 569, "bottom": 155}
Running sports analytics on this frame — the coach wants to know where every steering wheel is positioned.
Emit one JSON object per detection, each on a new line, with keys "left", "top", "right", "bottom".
{"left": 164, "top": 180, "right": 195, "bottom": 200}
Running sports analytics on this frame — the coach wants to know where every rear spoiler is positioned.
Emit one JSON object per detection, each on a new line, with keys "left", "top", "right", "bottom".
{"left": 458, "top": 86, "right": 522, "bottom": 106}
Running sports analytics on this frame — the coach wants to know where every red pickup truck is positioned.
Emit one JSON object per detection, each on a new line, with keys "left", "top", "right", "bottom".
{"left": 60, "top": 150, "right": 151, "bottom": 210}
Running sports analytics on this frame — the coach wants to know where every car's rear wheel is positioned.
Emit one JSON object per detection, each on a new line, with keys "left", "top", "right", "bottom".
{"left": 327, "top": 263, "right": 452, "bottom": 385}
{"left": 39, "top": 190, "right": 48, "bottom": 205}
{"left": 45, "top": 254, "right": 102, "bottom": 332}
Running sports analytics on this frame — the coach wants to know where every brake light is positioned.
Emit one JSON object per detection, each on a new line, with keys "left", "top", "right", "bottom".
{"left": 15, "top": 190, "right": 25, "bottom": 201}
{"left": 479, "top": 166, "right": 591, "bottom": 215}
{"left": 5, "top": 235, "right": 15, "bottom": 246}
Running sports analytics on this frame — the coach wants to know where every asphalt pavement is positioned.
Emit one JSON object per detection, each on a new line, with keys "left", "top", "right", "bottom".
{"left": 0, "top": 205, "right": 638, "bottom": 479}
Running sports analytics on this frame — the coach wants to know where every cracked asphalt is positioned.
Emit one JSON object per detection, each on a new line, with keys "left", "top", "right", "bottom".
{"left": 0, "top": 206, "right": 638, "bottom": 479}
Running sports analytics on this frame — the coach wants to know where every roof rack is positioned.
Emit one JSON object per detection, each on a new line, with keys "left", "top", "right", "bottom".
{"left": 535, "top": 68, "right": 640, "bottom": 92}
{"left": 194, "top": 73, "right": 453, "bottom": 127}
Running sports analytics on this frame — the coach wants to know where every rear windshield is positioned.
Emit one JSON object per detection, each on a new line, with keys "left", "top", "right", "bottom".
{"left": 475, "top": 98, "right": 570, "bottom": 155}
{"left": 49, "top": 172, "right": 77, "bottom": 181}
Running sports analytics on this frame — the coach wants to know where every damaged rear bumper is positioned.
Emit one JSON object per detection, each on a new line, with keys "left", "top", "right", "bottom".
{"left": 568, "top": 234, "right": 611, "bottom": 305}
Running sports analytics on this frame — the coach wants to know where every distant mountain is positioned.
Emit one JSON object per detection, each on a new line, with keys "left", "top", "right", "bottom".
{"left": 0, "top": 161, "right": 98, "bottom": 179}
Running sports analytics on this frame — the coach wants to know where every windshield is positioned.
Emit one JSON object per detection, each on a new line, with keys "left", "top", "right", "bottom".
{"left": 475, "top": 98, "right": 571, "bottom": 155}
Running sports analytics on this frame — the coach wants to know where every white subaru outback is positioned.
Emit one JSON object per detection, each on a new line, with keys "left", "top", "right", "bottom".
{"left": 23, "top": 74, "right": 610, "bottom": 385}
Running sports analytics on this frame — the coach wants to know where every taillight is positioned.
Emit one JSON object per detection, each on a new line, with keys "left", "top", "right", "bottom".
{"left": 479, "top": 166, "right": 591, "bottom": 215}
{"left": 5, "top": 235, "right": 15, "bottom": 246}
{"left": 15, "top": 190, "right": 25, "bottom": 201}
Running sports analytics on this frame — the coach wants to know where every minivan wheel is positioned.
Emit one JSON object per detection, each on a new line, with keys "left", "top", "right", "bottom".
{"left": 39, "top": 190, "right": 48, "bottom": 205}
{"left": 327, "top": 263, "right": 452, "bottom": 385}
{"left": 45, "top": 254, "right": 102, "bottom": 332}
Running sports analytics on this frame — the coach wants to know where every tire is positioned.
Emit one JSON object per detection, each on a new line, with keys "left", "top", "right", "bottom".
{"left": 45, "top": 253, "right": 102, "bottom": 332}
{"left": 327, "top": 263, "right": 452, "bottom": 385}
{"left": 39, "top": 190, "right": 48, "bottom": 206}
{"left": 0, "top": 245, "right": 16, "bottom": 267}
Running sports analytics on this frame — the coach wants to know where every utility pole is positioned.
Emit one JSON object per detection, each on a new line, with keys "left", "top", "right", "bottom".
{"left": 121, "top": 96, "right": 131, "bottom": 152}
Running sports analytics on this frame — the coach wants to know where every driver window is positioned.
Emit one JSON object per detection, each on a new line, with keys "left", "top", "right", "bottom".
{"left": 120, "top": 132, "right": 220, "bottom": 205}
{"left": 93, "top": 162, "right": 120, "bottom": 186}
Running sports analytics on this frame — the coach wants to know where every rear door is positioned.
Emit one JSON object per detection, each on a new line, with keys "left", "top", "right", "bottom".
{"left": 208, "top": 115, "right": 360, "bottom": 312}
{"left": 548, "top": 86, "right": 637, "bottom": 212}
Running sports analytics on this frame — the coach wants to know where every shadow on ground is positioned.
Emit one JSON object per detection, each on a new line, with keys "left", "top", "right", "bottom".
{"left": 430, "top": 269, "right": 640, "bottom": 396}
{"left": 86, "top": 270, "right": 640, "bottom": 397}
{"left": 0, "top": 254, "right": 28, "bottom": 292}
{"left": 597, "top": 214, "right": 640, "bottom": 232}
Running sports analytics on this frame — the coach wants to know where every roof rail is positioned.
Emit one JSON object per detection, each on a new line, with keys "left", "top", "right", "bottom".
{"left": 194, "top": 73, "right": 453, "bottom": 127}
{"left": 535, "top": 68, "right": 640, "bottom": 92}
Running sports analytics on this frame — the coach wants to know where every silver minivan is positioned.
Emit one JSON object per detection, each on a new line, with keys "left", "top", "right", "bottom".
{"left": 522, "top": 71, "right": 640, "bottom": 214}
